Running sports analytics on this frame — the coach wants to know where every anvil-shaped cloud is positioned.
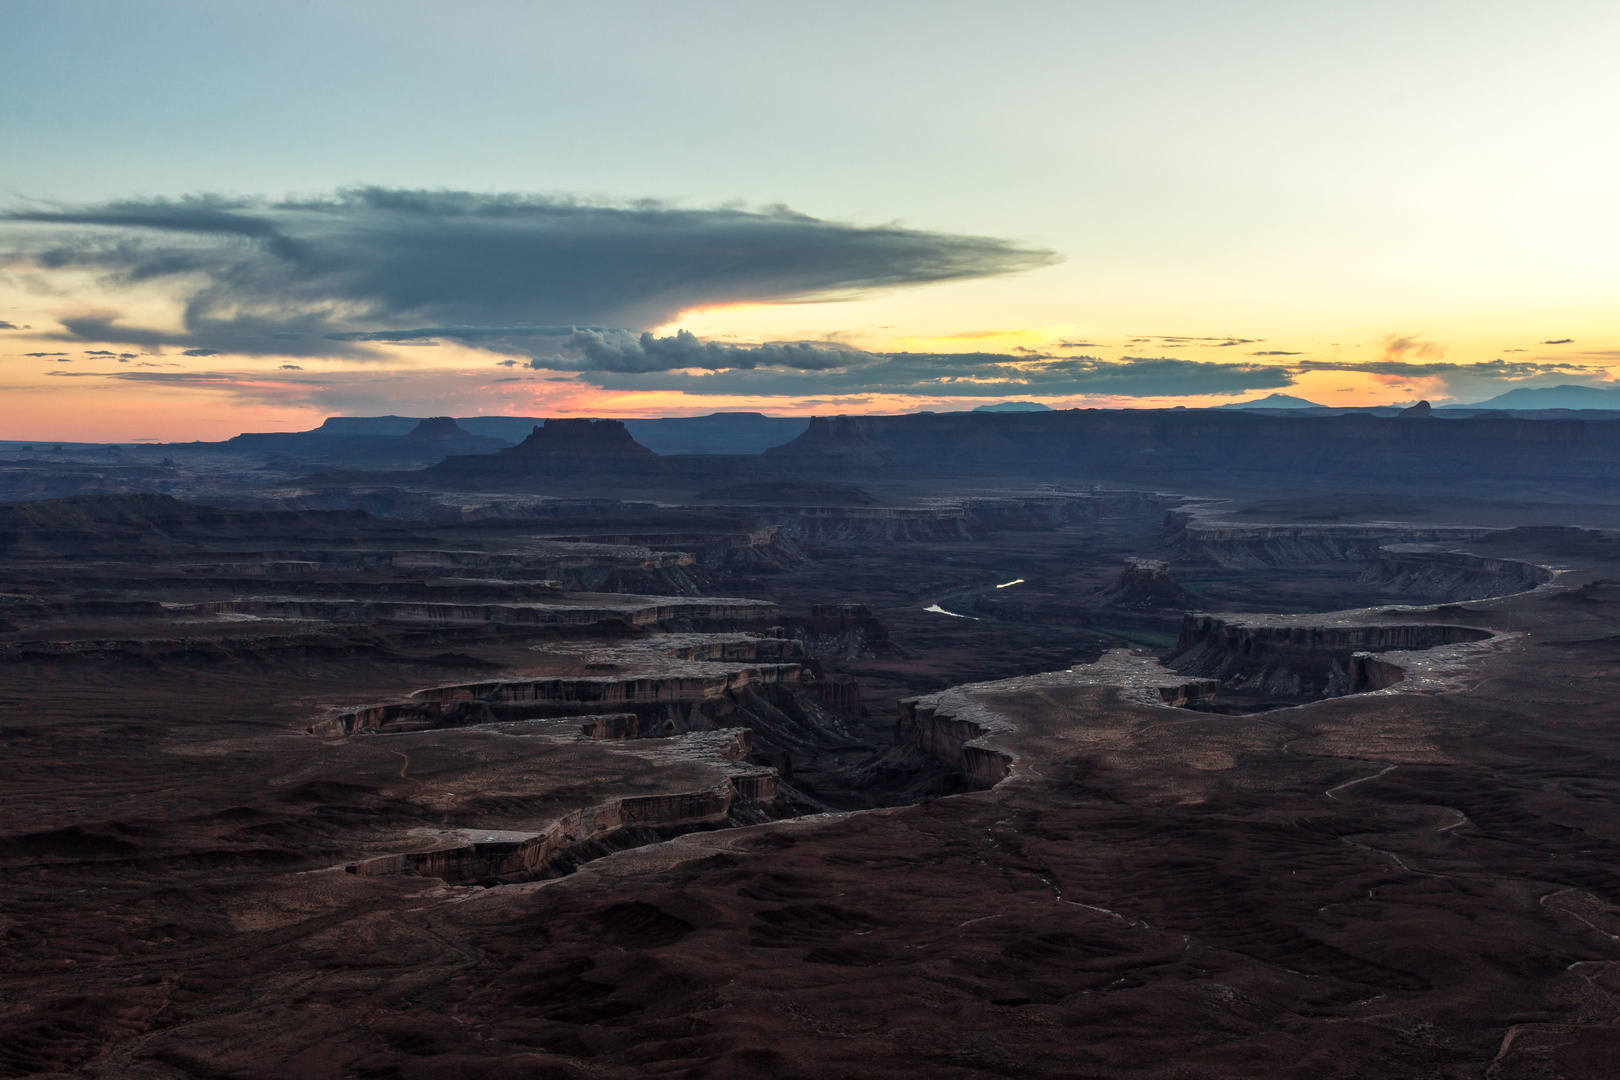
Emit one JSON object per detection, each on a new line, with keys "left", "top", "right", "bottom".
{"left": 1, "top": 188, "right": 1055, "bottom": 360}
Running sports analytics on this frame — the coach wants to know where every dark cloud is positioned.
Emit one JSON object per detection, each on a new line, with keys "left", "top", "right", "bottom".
{"left": 182, "top": 348, "right": 221, "bottom": 357}
{"left": 1252, "top": 350, "right": 1301, "bottom": 356}
{"left": 84, "top": 349, "right": 117, "bottom": 356}
{"left": 59, "top": 316, "right": 176, "bottom": 349}
{"left": 1, "top": 188, "right": 1056, "bottom": 356}
{"left": 42, "top": 346, "right": 1612, "bottom": 412}
{"left": 526, "top": 329, "right": 865, "bottom": 374}
{"left": 330, "top": 324, "right": 594, "bottom": 344}
{"left": 571, "top": 349, "right": 1608, "bottom": 401}
{"left": 1542, "top": 338, "right": 1574, "bottom": 345}
{"left": 576, "top": 353, "right": 1297, "bottom": 399}
{"left": 25, "top": 351, "right": 67, "bottom": 357}
{"left": 0, "top": 321, "right": 17, "bottom": 330}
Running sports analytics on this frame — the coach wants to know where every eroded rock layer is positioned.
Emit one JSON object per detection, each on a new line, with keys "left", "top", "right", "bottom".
{"left": 1166, "top": 612, "right": 1495, "bottom": 701}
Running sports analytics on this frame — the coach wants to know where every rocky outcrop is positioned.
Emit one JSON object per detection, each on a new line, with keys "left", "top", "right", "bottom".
{"left": 348, "top": 771, "right": 778, "bottom": 885}
{"left": 1091, "top": 558, "right": 1201, "bottom": 610}
{"left": 1156, "top": 679, "right": 1221, "bottom": 706}
{"left": 802, "top": 674, "right": 863, "bottom": 713}
{"left": 893, "top": 698, "right": 1013, "bottom": 791}
{"left": 344, "top": 722, "right": 787, "bottom": 885}
{"left": 310, "top": 699, "right": 495, "bottom": 737}
{"left": 309, "top": 633, "right": 866, "bottom": 756}
{"left": 1166, "top": 613, "right": 1494, "bottom": 700}
{"left": 889, "top": 652, "right": 1222, "bottom": 790}
{"left": 311, "top": 663, "right": 809, "bottom": 737}
{"left": 786, "top": 603, "right": 894, "bottom": 660}
{"left": 1348, "top": 653, "right": 1407, "bottom": 691}
{"left": 420, "top": 419, "right": 667, "bottom": 489}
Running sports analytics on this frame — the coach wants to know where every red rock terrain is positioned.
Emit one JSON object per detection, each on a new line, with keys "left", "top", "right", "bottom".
{"left": 2, "top": 494, "right": 1619, "bottom": 1078}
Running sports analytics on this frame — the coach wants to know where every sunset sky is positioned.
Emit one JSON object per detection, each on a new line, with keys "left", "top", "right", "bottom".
{"left": 2, "top": 1, "right": 1617, "bottom": 441}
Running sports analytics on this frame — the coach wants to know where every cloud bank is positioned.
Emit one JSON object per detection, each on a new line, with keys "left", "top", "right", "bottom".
{"left": 1, "top": 188, "right": 1056, "bottom": 356}
{"left": 567, "top": 351, "right": 1298, "bottom": 398}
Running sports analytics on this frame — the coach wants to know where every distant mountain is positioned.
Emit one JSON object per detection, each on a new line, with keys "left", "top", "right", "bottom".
{"left": 500, "top": 418, "right": 657, "bottom": 460}
{"left": 1458, "top": 384, "right": 1620, "bottom": 410}
{"left": 313, "top": 415, "right": 422, "bottom": 436}
{"left": 419, "top": 418, "right": 707, "bottom": 492}
{"left": 400, "top": 418, "right": 507, "bottom": 453}
{"left": 458, "top": 413, "right": 810, "bottom": 455}
{"left": 1214, "top": 393, "right": 1325, "bottom": 410}
{"left": 972, "top": 401, "right": 1052, "bottom": 413}
{"left": 455, "top": 416, "right": 541, "bottom": 443}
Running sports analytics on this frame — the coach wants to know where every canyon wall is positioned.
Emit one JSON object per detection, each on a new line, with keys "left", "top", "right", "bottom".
{"left": 310, "top": 664, "right": 808, "bottom": 737}
{"left": 350, "top": 770, "right": 778, "bottom": 885}
{"left": 893, "top": 698, "right": 1012, "bottom": 790}
{"left": 1166, "top": 614, "right": 1493, "bottom": 699}
{"left": 1357, "top": 550, "right": 1553, "bottom": 601}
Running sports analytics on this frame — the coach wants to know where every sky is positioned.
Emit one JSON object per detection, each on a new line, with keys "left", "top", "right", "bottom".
{"left": 1, "top": 0, "right": 1617, "bottom": 441}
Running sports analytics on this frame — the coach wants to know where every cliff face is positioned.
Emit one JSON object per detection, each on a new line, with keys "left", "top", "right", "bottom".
{"left": 311, "top": 664, "right": 809, "bottom": 737}
{"left": 1166, "top": 614, "right": 1493, "bottom": 700}
{"left": 503, "top": 418, "right": 658, "bottom": 459}
{"left": 786, "top": 603, "right": 895, "bottom": 660}
{"left": 349, "top": 771, "right": 779, "bottom": 885}
{"left": 423, "top": 418, "right": 664, "bottom": 485}
{"left": 893, "top": 698, "right": 1012, "bottom": 790}
{"left": 308, "top": 631, "right": 867, "bottom": 789}
{"left": 1092, "top": 558, "right": 1201, "bottom": 610}
{"left": 1357, "top": 550, "right": 1553, "bottom": 601}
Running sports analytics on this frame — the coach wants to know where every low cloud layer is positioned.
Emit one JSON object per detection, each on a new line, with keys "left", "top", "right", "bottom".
{"left": 571, "top": 352, "right": 1298, "bottom": 398}
{"left": 557, "top": 345, "right": 1612, "bottom": 401}
{"left": 1291, "top": 357, "right": 1599, "bottom": 380}
{"left": 1, "top": 188, "right": 1055, "bottom": 356}
{"left": 528, "top": 329, "right": 868, "bottom": 373}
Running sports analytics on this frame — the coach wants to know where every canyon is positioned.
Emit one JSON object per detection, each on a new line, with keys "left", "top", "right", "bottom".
{"left": 2, "top": 414, "right": 1620, "bottom": 1078}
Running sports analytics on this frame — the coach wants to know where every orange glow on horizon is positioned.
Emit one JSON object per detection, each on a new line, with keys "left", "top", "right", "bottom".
{"left": 0, "top": 363, "right": 1453, "bottom": 443}
{"left": 2, "top": 302, "right": 1615, "bottom": 441}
